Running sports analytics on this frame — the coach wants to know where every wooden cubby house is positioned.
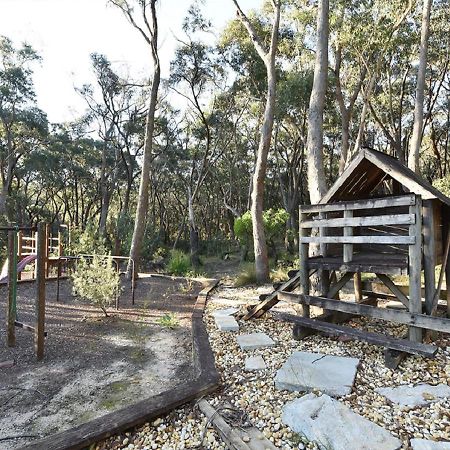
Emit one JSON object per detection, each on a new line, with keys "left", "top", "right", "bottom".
{"left": 276, "top": 148, "right": 450, "bottom": 365}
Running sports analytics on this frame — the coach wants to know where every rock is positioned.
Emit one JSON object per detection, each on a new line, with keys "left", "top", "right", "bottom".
{"left": 211, "top": 307, "right": 239, "bottom": 318}
{"left": 410, "top": 439, "right": 450, "bottom": 450}
{"left": 236, "top": 333, "right": 275, "bottom": 351}
{"left": 245, "top": 356, "right": 267, "bottom": 371}
{"left": 215, "top": 316, "right": 239, "bottom": 331}
{"left": 282, "top": 393, "right": 401, "bottom": 450}
{"left": 275, "top": 351, "right": 359, "bottom": 397}
{"left": 375, "top": 384, "right": 450, "bottom": 407}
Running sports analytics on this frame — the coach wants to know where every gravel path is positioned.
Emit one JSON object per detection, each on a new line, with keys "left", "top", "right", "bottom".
{"left": 96, "top": 283, "right": 450, "bottom": 450}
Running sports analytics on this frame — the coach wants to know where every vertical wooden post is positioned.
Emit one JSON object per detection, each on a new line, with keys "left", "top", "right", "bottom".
{"left": 319, "top": 212, "right": 330, "bottom": 296}
{"left": 17, "top": 230, "right": 23, "bottom": 280}
{"left": 354, "top": 273, "right": 363, "bottom": 303}
{"left": 7, "top": 231, "right": 16, "bottom": 347}
{"left": 409, "top": 196, "right": 423, "bottom": 342}
{"left": 35, "top": 223, "right": 46, "bottom": 360}
{"left": 299, "top": 208, "right": 310, "bottom": 318}
{"left": 343, "top": 209, "right": 353, "bottom": 263}
{"left": 422, "top": 200, "right": 436, "bottom": 315}
{"left": 45, "top": 223, "right": 50, "bottom": 278}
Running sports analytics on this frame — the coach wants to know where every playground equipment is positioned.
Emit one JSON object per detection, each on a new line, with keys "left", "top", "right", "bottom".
{"left": 3, "top": 223, "right": 46, "bottom": 360}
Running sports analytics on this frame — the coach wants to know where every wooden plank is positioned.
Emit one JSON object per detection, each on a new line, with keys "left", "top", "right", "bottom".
{"left": 242, "top": 272, "right": 301, "bottom": 320}
{"left": 299, "top": 209, "right": 310, "bottom": 319}
{"left": 308, "top": 258, "right": 408, "bottom": 276}
{"left": 409, "top": 196, "right": 423, "bottom": 342}
{"left": 274, "top": 313, "right": 438, "bottom": 357}
{"left": 15, "top": 321, "right": 48, "bottom": 337}
{"left": 343, "top": 210, "right": 353, "bottom": 262}
{"left": 327, "top": 271, "right": 353, "bottom": 298}
{"left": 35, "top": 223, "right": 46, "bottom": 360}
{"left": 300, "top": 213, "right": 415, "bottom": 229}
{"left": 430, "top": 227, "right": 450, "bottom": 316}
{"left": 354, "top": 273, "right": 363, "bottom": 303}
{"left": 277, "top": 291, "right": 450, "bottom": 334}
{"left": 376, "top": 274, "right": 410, "bottom": 308}
{"left": 299, "top": 235, "right": 415, "bottom": 245}
{"left": 423, "top": 200, "right": 437, "bottom": 315}
{"left": 198, "top": 400, "right": 253, "bottom": 450}
{"left": 23, "top": 280, "right": 221, "bottom": 450}
{"left": 309, "top": 193, "right": 416, "bottom": 213}
{"left": 7, "top": 231, "right": 16, "bottom": 347}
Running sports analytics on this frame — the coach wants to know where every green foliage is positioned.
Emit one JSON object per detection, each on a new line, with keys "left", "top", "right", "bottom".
{"left": 433, "top": 176, "right": 450, "bottom": 197}
{"left": 157, "top": 313, "right": 179, "bottom": 329}
{"left": 234, "top": 263, "right": 257, "bottom": 287}
{"left": 72, "top": 255, "right": 120, "bottom": 316}
{"left": 166, "top": 250, "right": 191, "bottom": 276}
{"left": 234, "top": 209, "right": 289, "bottom": 245}
{"left": 69, "top": 224, "right": 108, "bottom": 255}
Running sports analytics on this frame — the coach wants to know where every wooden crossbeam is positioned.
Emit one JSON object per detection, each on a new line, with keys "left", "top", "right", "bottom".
{"left": 301, "top": 194, "right": 416, "bottom": 214}
{"left": 274, "top": 313, "right": 437, "bottom": 357}
{"left": 376, "top": 274, "right": 410, "bottom": 307}
{"left": 299, "top": 235, "right": 415, "bottom": 245}
{"left": 327, "top": 271, "right": 353, "bottom": 298}
{"left": 300, "top": 213, "right": 415, "bottom": 229}
{"left": 277, "top": 291, "right": 450, "bottom": 334}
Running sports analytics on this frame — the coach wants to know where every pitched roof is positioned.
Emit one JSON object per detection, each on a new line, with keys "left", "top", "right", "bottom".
{"left": 320, "top": 148, "right": 450, "bottom": 206}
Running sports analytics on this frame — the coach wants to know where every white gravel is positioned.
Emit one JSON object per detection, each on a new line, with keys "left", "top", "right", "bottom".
{"left": 96, "top": 283, "right": 450, "bottom": 450}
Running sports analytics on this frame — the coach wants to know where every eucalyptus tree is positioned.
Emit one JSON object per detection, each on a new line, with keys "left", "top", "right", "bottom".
{"left": 110, "top": 0, "right": 160, "bottom": 276}
{"left": 230, "top": 0, "right": 281, "bottom": 282}
{"left": 169, "top": 5, "right": 228, "bottom": 266}
{"left": 408, "top": 0, "right": 432, "bottom": 173}
{"left": 0, "top": 36, "right": 48, "bottom": 221}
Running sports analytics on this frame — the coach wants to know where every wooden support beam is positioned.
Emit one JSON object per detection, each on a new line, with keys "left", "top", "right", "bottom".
{"left": 300, "top": 213, "right": 415, "bottom": 229}
{"left": 354, "top": 273, "right": 362, "bottom": 303}
{"left": 35, "top": 223, "right": 46, "bottom": 360}
{"left": 376, "top": 274, "right": 410, "bottom": 308}
{"left": 277, "top": 291, "right": 450, "bottom": 334}
{"left": 302, "top": 194, "right": 416, "bottom": 214}
{"left": 343, "top": 210, "right": 353, "bottom": 263}
{"left": 409, "top": 196, "right": 423, "bottom": 342}
{"left": 275, "top": 313, "right": 437, "bottom": 357}
{"left": 299, "top": 235, "right": 415, "bottom": 245}
{"left": 384, "top": 348, "right": 407, "bottom": 370}
{"left": 327, "top": 271, "right": 353, "bottom": 299}
{"left": 423, "top": 200, "right": 437, "bottom": 315}
{"left": 299, "top": 208, "right": 310, "bottom": 319}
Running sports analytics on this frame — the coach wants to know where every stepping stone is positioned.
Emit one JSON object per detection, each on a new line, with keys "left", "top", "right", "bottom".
{"left": 211, "top": 307, "right": 239, "bottom": 318}
{"left": 411, "top": 439, "right": 450, "bottom": 450}
{"left": 282, "top": 393, "right": 402, "bottom": 450}
{"left": 245, "top": 356, "right": 267, "bottom": 371}
{"left": 375, "top": 383, "right": 450, "bottom": 407}
{"left": 236, "top": 333, "right": 275, "bottom": 351}
{"left": 275, "top": 351, "right": 359, "bottom": 397}
{"left": 215, "top": 316, "right": 239, "bottom": 332}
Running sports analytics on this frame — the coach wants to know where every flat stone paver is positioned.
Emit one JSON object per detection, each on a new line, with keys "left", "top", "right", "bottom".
{"left": 275, "top": 351, "right": 359, "bottom": 396}
{"left": 411, "top": 439, "right": 450, "bottom": 450}
{"left": 211, "top": 307, "right": 239, "bottom": 318}
{"left": 236, "top": 332, "right": 275, "bottom": 351}
{"left": 245, "top": 356, "right": 267, "bottom": 371}
{"left": 282, "top": 393, "right": 402, "bottom": 450}
{"left": 376, "top": 384, "right": 450, "bottom": 407}
{"left": 215, "top": 316, "right": 239, "bottom": 331}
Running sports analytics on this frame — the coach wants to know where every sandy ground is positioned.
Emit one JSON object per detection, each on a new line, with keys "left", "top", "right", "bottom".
{"left": 0, "top": 275, "right": 202, "bottom": 449}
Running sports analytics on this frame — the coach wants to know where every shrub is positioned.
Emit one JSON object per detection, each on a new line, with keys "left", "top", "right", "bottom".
{"left": 433, "top": 175, "right": 450, "bottom": 197}
{"left": 157, "top": 313, "right": 179, "bottom": 329}
{"left": 166, "top": 250, "right": 191, "bottom": 276}
{"left": 72, "top": 255, "right": 121, "bottom": 316}
{"left": 234, "top": 263, "right": 257, "bottom": 287}
{"left": 69, "top": 224, "right": 108, "bottom": 255}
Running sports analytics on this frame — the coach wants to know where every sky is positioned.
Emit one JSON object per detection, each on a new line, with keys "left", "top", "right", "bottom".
{"left": 0, "top": 0, "right": 260, "bottom": 123}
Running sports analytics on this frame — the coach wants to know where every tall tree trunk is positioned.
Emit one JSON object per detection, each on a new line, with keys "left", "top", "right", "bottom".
{"left": 307, "top": 0, "right": 329, "bottom": 205}
{"left": 408, "top": 0, "right": 432, "bottom": 173}
{"left": 112, "top": 0, "right": 161, "bottom": 277}
{"left": 187, "top": 187, "right": 200, "bottom": 267}
{"left": 232, "top": 0, "right": 281, "bottom": 283}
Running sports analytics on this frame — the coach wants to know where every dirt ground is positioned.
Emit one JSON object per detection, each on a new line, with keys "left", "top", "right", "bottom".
{"left": 0, "top": 274, "right": 202, "bottom": 449}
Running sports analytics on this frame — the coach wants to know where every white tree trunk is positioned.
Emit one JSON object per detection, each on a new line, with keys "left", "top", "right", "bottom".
{"left": 408, "top": 0, "right": 432, "bottom": 173}
{"left": 306, "top": 0, "right": 329, "bottom": 205}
